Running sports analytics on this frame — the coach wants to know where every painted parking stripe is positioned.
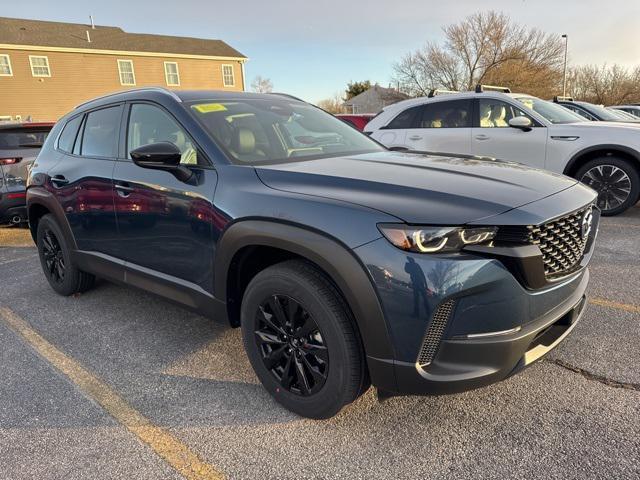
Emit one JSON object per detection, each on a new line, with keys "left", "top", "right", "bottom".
{"left": 0, "top": 254, "right": 38, "bottom": 266}
{"left": 590, "top": 297, "right": 640, "bottom": 314}
{"left": 0, "top": 307, "right": 225, "bottom": 480}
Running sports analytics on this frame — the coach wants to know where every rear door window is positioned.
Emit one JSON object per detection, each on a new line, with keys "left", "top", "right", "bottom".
{"left": 418, "top": 99, "right": 472, "bottom": 128}
{"left": 386, "top": 106, "right": 422, "bottom": 129}
{"left": 80, "top": 105, "right": 122, "bottom": 158}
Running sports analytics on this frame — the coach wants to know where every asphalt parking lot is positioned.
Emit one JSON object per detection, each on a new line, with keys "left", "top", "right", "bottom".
{"left": 0, "top": 208, "right": 639, "bottom": 480}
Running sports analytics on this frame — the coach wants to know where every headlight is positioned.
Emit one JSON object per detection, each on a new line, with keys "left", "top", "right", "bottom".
{"left": 378, "top": 224, "right": 497, "bottom": 253}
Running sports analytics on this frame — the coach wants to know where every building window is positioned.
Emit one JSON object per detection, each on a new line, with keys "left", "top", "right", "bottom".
{"left": 117, "top": 59, "right": 136, "bottom": 86}
{"left": 29, "top": 56, "right": 50, "bottom": 77}
{"left": 0, "top": 55, "right": 12, "bottom": 76}
{"left": 221, "top": 64, "right": 235, "bottom": 87}
{"left": 164, "top": 62, "right": 180, "bottom": 86}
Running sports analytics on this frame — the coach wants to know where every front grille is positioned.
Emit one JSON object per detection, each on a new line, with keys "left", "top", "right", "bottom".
{"left": 417, "top": 299, "right": 455, "bottom": 367}
{"left": 497, "top": 206, "right": 593, "bottom": 279}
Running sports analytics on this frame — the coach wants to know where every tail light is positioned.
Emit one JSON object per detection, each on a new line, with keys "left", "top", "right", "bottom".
{"left": 0, "top": 157, "right": 22, "bottom": 165}
{"left": 6, "top": 192, "right": 26, "bottom": 199}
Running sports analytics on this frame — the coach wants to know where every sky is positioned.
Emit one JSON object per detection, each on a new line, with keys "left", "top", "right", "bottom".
{"left": 2, "top": 0, "right": 640, "bottom": 103}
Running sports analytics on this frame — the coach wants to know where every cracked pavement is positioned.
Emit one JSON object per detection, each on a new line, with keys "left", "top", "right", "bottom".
{"left": 0, "top": 205, "right": 639, "bottom": 479}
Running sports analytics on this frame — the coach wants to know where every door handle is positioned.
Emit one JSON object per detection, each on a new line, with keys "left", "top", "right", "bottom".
{"left": 50, "top": 175, "right": 69, "bottom": 188}
{"left": 475, "top": 134, "right": 490, "bottom": 141}
{"left": 115, "top": 182, "right": 134, "bottom": 197}
{"left": 408, "top": 135, "right": 423, "bottom": 141}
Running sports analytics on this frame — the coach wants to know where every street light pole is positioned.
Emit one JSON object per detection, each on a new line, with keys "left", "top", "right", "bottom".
{"left": 562, "top": 34, "right": 569, "bottom": 97}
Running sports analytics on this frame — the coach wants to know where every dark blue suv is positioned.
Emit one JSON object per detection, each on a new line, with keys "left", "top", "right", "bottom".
{"left": 27, "top": 88, "right": 599, "bottom": 418}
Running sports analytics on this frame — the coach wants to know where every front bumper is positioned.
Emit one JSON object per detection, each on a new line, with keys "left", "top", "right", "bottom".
{"left": 354, "top": 234, "right": 592, "bottom": 396}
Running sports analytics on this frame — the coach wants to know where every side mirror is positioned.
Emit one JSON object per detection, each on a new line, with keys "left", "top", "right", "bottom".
{"left": 508, "top": 116, "right": 533, "bottom": 131}
{"left": 130, "top": 142, "right": 193, "bottom": 182}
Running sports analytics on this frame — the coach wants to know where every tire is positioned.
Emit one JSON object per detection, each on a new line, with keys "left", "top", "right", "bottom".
{"left": 241, "top": 260, "right": 368, "bottom": 419}
{"left": 36, "top": 214, "right": 95, "bottom": 296}
{"left": 575, "top": 156, "right": 640, "bottom": 216}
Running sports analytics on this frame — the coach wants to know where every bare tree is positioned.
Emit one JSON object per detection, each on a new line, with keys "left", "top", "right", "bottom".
{"left": 250, "top": 75, "right": 274, "bottom": 93}
{"left": 317, "top": 92, "right": 347, "bottom": 114}
{"left": 568, "top": 64, "right": 640, "bottom": 105}
{"left": 393, "top": 11, "right": 564, "bottom": 97}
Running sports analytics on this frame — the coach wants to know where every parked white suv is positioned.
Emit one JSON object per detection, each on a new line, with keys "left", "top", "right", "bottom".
{"left": 366, "top": 87, "right": 640, "bottom": 215}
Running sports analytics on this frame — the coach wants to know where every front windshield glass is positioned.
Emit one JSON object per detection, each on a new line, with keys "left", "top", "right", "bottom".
{"left": 581, "top": 102, "right": 635, "bottom": 122}
{"left": 188, "top": 98, "right": 384, "bottom": 164}
{"left": 514, "top": 97, "right": 586, "bottom": 124}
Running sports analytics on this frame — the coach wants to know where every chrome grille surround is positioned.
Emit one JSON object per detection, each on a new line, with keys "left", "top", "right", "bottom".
{"left": 416, "top": 299, "right": 455, "bottom": 367}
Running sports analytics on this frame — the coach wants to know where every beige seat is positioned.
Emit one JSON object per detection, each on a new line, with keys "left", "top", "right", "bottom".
{"left": 230, "top": 128, "right": 266, "bottom": 162}
{"left": 480, "top": 104, "right": 494, "bottom": 127}
{"left": 491, "top": 106, "right": 509, "bottom": 127}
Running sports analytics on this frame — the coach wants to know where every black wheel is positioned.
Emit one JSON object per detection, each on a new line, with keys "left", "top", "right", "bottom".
{"left": 37, "top": 214, "right": 95, "bottom": 296}
{"left": 575, "top": 157, "right": 640, "bottom": 216}
{"left": 241, "top": 260, "right": 368, "bottom": 419}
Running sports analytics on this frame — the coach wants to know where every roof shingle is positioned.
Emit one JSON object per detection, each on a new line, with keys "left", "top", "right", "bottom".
{"left": 0, "top": 17, "right": 246, "bottom": 59}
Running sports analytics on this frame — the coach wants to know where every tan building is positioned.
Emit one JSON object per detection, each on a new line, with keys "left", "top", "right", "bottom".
{"left": 0, "top": 17, "right": 248, "bottom": 121}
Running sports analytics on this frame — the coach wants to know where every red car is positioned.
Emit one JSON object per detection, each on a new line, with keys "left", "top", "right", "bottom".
{"left": 335, "top": 114, "right": 376, "bottom": 131}
{"left": 0, "top": 122, "right": 55, "bottom": 225}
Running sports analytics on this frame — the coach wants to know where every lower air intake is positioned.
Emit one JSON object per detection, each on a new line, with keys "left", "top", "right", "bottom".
{"left": 417, "top": 299, "right": 456, "bottom": 367}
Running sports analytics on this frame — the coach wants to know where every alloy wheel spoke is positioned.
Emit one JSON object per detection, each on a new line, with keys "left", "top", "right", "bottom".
{"left": 300, "top": 353, "right": 327, "bottom": 382}
{"left": 255, "top": 329, "right": 285, "bottom": 345}
{"left": 280, "top": 354, "right": 294, "bottom": 389}
{"left": 293, "top": 356, "right": 311, "bottom": 394}
{"left": 259, "top": 306, "right": 286, "bottom": 335}
{"left": 263, "top": 344, "right": 288, "bottom": 370}
{"left": 269, "top": 296, "right": 289, "bottom": 329}
{"left": 295, "top": 314, "right": 317, "bottom": 339}
{"left": 302, "top": 342, "right": 328, "bottom": 362}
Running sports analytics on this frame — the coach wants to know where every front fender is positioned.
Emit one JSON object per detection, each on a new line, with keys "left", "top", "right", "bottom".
{"left": 214, "top": 219, "right": 397, "bottom": 391}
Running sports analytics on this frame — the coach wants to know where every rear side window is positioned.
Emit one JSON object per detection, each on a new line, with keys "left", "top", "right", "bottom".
{"left": 57, "top": 115, "right": 83, "bottom": 153}
{"left": 386, "top": 106, "right": 422, "bottom": 129}
{"left": 80, "top": 106, "right": 122, "bottom": 158}
{"left": 418, "top": 99, "right": 472, "bottom": 128}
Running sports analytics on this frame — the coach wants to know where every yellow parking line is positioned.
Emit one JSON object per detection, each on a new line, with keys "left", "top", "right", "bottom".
{"left": 0, "top": 307, "right": 225, "bottom": 480}
{"left": 590, "top": 297, "right": 640, "bottom": 314}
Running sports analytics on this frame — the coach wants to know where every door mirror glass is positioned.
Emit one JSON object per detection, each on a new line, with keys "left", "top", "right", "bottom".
{"left": 508, "top": 116, "right": 533, "bottom": 131}
{"left": 130, "top": 142, "right": 193, "bottom": 182}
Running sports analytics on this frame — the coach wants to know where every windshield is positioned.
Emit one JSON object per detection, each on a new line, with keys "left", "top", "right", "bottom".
{"left": 580, "top": 102, "right": 635, "bottom": 122}
{"left": 607, "top": 108, "right": 638, "bottom": 121}
{"left": 188, "top": 98, "right": 384, "bottom": 164}
{"left": 0, "top": 128, "right": 50, "bottom": 149}
{"left": 514, "top": 97, "right": 587, "bottom": 124}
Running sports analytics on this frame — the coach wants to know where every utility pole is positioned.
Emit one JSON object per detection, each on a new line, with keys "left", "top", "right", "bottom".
{"left": 562, "top": 34, "right": 569, "bottom": 97}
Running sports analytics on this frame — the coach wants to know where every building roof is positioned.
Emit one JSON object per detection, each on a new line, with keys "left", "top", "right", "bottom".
{"left": 0, "top": 17, "right": 246, "bottom": 59}
{"left": 344, "top": 85, "right": 409, "bottom": 106}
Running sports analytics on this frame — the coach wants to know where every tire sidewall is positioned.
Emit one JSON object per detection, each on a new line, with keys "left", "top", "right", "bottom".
{"left": 576, "top": 157, "right": 640, "bottom": 216}
{"left": 241, "top": 267, "right": 355, "bottom": 418}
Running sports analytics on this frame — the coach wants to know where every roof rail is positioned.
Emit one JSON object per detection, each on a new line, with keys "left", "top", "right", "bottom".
{"left": 553, "top": 95, "right": 574, "bottom": 103}
{"left": 475, "top": 84, "right": 511, "bottom": 94}
{"left": 74, "top": 87, "right": 182, "bottom": 109}
{"left": 427, "top": 89, "right": 459, "bottom": 98}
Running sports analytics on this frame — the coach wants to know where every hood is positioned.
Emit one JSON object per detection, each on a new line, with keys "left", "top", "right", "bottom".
{"left": 255, "top": 152, "right": 578, "bottom": 224}
{"left": 566, "top": 121, "right": 640, "bottom": 130}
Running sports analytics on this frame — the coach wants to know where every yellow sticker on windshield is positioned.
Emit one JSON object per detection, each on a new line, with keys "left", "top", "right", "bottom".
{"left": 192, "top": 103, "right": 227, "bottom": 113}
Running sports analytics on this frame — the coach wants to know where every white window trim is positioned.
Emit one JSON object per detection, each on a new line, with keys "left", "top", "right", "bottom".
{"left": 117, "top": 59, "right": 136, "bottom": 86}
{"left": 0, "top": 54, "right": 13, "bottom": 76}
{"left": 221, "top": 64, "right": 235, "bottom": 87}
{"left": 29, "top": 55, "right": 51, "bottom": 77}
{"left": 163, "top": 61, "right": 180, "bottom": 86}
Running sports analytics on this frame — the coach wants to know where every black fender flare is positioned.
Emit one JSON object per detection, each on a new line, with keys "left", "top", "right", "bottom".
{"left": 26, "top": 186, "right": 78, "bottom": 250}
{"left": 214, "top": 220, "right": 396, "bottom": 363}
{"left": 564, "top": 144, "right": 640, "bottom": 176}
